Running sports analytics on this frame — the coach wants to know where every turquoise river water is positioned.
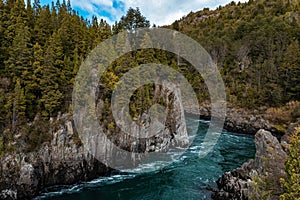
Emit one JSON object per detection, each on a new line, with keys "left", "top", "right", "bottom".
{"left": 35, "top": 117, "right": 255, "bottom": 200}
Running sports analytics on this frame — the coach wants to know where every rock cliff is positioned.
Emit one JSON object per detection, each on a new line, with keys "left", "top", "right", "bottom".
{"left": 212, "top": 129, "right": 288, "bottom": 200}
{"left": 186, "top": 105, "right": 283, "bottom": 137}
{"left": 0, "top": 120, "right": 111, "bottom": 200}
{"left": 0, "top": 83, "right": 189, "bottom": 199}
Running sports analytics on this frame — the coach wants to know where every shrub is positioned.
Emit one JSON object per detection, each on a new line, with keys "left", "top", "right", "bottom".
{"left": 280, "top": 126, "right": 300, "bottom": 200}
{"left": 0, "top": 136, "right": 4, "bottom": 156}
{"left": 291, "top": 105, "right": 300, "bottom": 121}
{"left": 265, "top": 101, "right": 300, "bottom": 126}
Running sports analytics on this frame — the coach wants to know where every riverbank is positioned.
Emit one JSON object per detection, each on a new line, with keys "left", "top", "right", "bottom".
{"left": 34, "top": 117, "right": 256, "bottom": 200}
{"left": 0, "top": 105, "right": 286, "bottom": 199}
{"left": 0, "top": 118, "right": 112, "bottom": 200}
{"left": 186, "top": 105, "right": 284, "bottom": 137}
{"left": 0, "top": 81, "right": 191, "bottom": 199}
{"left": 211, "top": 120, "right": 300, "bottom": 200}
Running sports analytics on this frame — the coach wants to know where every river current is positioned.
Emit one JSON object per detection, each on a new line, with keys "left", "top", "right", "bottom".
{"left": 36, "top": 117, "right": 255, "bottom": 200}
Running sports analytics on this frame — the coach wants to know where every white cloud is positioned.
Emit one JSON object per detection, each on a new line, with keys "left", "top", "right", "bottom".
{"left": 70, "top": 0, "right": 248, "bottom": 26}
{"left": 70, "top": 0, "right": 123, "bottom": 24}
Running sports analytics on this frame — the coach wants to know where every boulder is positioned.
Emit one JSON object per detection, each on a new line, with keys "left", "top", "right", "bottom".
{"left": 212, "top": 129, "right": 288, "bottom": 200}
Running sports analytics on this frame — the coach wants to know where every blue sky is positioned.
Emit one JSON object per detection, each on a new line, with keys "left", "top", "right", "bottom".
{"left": 37, "top": 0, "right": 248, "bottom": 26}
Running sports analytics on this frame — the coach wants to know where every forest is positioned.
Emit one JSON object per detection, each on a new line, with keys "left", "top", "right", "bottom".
{"left": 0, "top": 0, "right": 299, "bottom": 154}
{"left": 170, "top": 0, "right": 300, "bottom": 107}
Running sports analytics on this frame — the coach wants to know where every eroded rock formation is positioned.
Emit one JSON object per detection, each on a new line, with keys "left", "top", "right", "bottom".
{"left": 212, "top": 129, "right": 288, "bottom": 200}
{"left": 0, "top": 82, "right": 189, "bottom": 199}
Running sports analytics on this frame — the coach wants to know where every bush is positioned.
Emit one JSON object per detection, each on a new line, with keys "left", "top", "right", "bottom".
{"left": 0, "top": 136, "right": 4, "bottom": 156}
{"left": 265, "top": 101, "right": 300, "bottom": 126}
{"left": 25, "top": 120, "right": 51, "bottom": 152}
{"left": 291, "top": 105, "right": 300, "bottom": 121}
{"left": 250, "top": 156, "right": 286, "bottom": 200}
{"left": 280, "top": 126, "right": 300, "bottom": 200}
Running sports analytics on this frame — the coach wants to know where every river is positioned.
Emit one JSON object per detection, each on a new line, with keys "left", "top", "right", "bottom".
{"left": 35, "top": 117, "right": 255, "bottom": 200}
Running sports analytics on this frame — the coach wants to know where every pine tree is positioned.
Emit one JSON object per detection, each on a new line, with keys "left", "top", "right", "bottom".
{"left": 114, "top": 31, "right": 133, "bottom": 75}
{"left": 97, "top": 19, "right": 112, "bottom": 42}
{"left": 34, "top": 5, "right": 53, "bottom": 46}
{"left": 5, "top": 18, "right": 32, "bottom": 81}
{"left": 22, "top": 42, "right": 44, "bottom": 116}
{"left": 4, "top": 0, "right": 28, "bottom": 66}
{"left": 67, "top": 0, "right": 72, "bottom": 13}
{"left": 40, "top": 32, "right": 64, "bottom": 117}
{"left": 33, "top": 0, "right": 41, "bottom": 16}
{"left": 51, "top": 3, "right": 58, "bottom": 30}
{"left": 114, "top": 7, "right": 150, "bottom": 33}
{"left": 0, "top": 0, "right": 7, "bottom": 76}
{"left": 136, "top": 32, "right": 156, "bottom": 64}
{"left": 281, "top": 40, "right": 300, "bottom": 100}
{"left": 26, "top": 0, "right": 34, "bottom": 29}
{"left": 12, "top": 79, "right": 26, "bottom": 132}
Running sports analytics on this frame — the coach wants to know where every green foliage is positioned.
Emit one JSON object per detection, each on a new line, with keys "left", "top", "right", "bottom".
{"left": 280, "top": 127, "right": 300, "bottom": 200}
{"left": 250, "top": 169, "right": 287, "bottom": 200}
{"left": 0, "top": 135, "right": 4, "bottom": 156}
{"left": 13, "top": 79, "right": 26, "bottom": 129}
{"left": 0, "top": 0, "right": 299, "bottom": 155}
{"left": 250, "top": 175, "right": 272, "bottom": 200}
{"left": 168, "top": 0, "right": 300, "bottom": 108}
{"left": 0, "top": 0, "right": 113, "bottom": 152}
{"left": 250, "top": 152, "right": 287, "bottom": 200}
{"left": 112, "top": 7, "right": 150, "bottom": 33}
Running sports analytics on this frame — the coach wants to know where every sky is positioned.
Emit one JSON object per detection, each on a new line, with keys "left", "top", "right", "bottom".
{"left": 37, "top": 0, "right": 248, "bottom": 26}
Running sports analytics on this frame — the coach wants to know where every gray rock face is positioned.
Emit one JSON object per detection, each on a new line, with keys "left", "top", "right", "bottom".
{"left": 281, "top": 119, "right": 300, "bottom": 145}
{"left": 186, "top": 105, "right": 283, "bottom": 137}
{"left": 0, "top": 120, "right": 111, "bottom": 200}
{"left": 212, "top": 129, "right": 288, "bottom": 200}
{"left": 0, "top": 82, "right": 189, "bottom": 199}
{"left": 224, "top": 110, "right": 279, "bottom": 136}
{"left": 81, "top": 82, "right": 190, "bottom": 170}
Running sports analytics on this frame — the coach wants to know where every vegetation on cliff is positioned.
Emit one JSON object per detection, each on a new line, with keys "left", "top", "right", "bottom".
{"left": 0, "top": 2, "right": 299, "bottom": 198}
{"left": 280, "top": 125, "right": 300, "bottom": 200}
{"left": 168, "top": 0, "right": 300, "bottom": 108}
{"left": 0, "top": 0, "right": 299, "bottom": 199}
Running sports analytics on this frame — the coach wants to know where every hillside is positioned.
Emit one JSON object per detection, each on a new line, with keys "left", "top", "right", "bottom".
{"left": 168, "top": 0, "right": 300, "bottom": 108}
{"left": 0, "top": 0, "right": 299, "bottom": 199}
{"left": 0, "top": 0, "right": 299, "bottom": 160}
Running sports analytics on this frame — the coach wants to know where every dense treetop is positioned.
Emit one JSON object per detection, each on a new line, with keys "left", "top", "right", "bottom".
{"left": 0, "top": 0, "right": 299, "bottom": 153}
{"left": 168, "top": 0, "right": 300, "bottom": 107}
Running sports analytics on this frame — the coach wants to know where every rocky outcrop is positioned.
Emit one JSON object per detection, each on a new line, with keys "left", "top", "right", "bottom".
{"left": 281, "top": 119, "right": 300, "bottom": 147}
{"left": 223, "top": 108, "right": 281, "bottom": 137}
{"left": 0, "top": 82, "right": 189, "bottom": 199}
{"left": 77, "top": 81, "right": 190, "bottom": 170}
{"left": 0, "top": 119, "right": 111, "bottom": 200}
{"left": 186, "top": 105, "right": 283, "bottom": 137}
{"left": 212, "top": 129, "right": 288, "bottom": 200}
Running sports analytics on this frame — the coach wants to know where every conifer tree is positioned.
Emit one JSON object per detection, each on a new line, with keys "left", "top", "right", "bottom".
{"left": 12, "top": 79, "right": 26, "bottom": 131}
{"left": 0, "top": 0, "right": 7, "bottom": 76}
{"left": 5, "top": 18, "right": 32, "bottom": 81}
{"left": 281, "top": 40, "right": 300, "bottom": 100}
{"left": 26, "top": 0, "right": 34, "bottom": 29}
{"left": 34, "top": 5, "right": 52, "bottom": 46}
{"left": 113, "top": 7, "right": 150, "bottom": 34}
{"left": 33, "top": 0, "right": 41, "bottom": 16}
{"left": 40, "top": 32, "right": 64, "bottom": 117}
